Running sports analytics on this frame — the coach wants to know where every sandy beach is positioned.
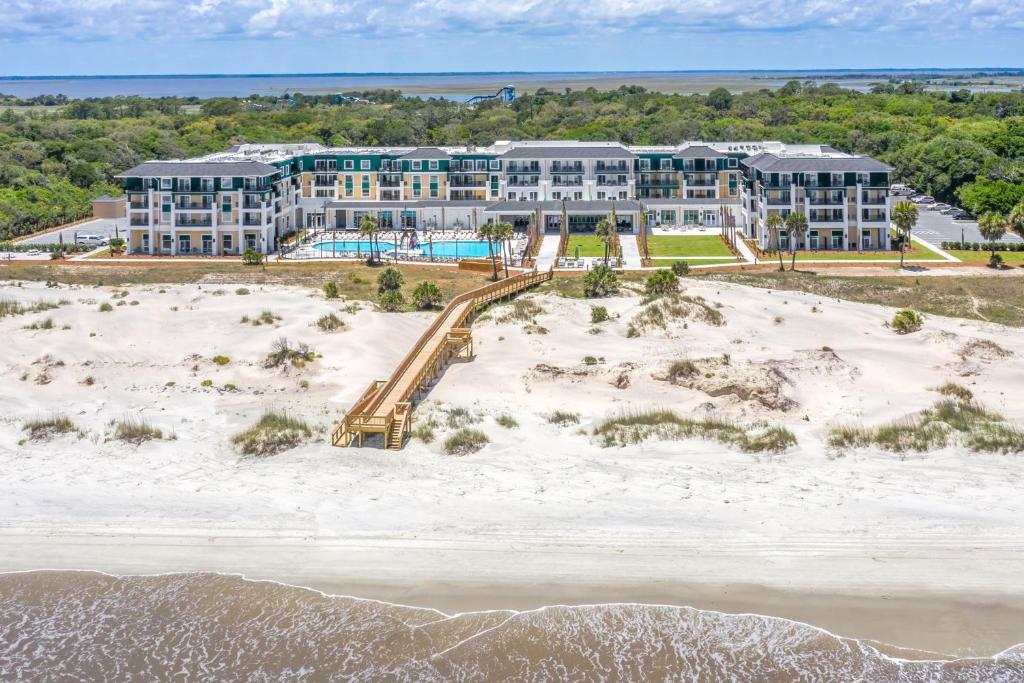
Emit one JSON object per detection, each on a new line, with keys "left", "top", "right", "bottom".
{"left": 2, "top": 276, "right": 1023, "bottom": 658}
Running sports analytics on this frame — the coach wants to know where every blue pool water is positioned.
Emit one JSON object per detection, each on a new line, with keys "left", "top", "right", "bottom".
{"left": 311, "top": 240, "right": 493, "bottom": 259}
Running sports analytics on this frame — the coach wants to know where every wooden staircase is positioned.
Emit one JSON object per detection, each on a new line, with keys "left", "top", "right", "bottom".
{"left": 331, "top": 268, "right": 552, "bottom": 450}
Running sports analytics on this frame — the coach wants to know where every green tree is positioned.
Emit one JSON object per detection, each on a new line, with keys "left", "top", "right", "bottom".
{"left": 707, "top": 87, "right": 733, "bottom": 111}
{"left": 644, "top": 269, "right": 679, "bottom": 297}
{"left": 1008, "top": 200, "right": 1024, "bottom": 240}
{"left": 478, "top": 223, "right": 499, "bottom": 280}
{"left": 581, "top": 264, "right": 619, "bottom": 298}
{"left": 977, "top": 211, "right": 1008, "bottom": 268}
{"left": 411, "top": 280, "right": 443, "bottom": 309}
{"left": 892, "top": 201, "right": 919, "bottom": 269}
{"left": 594, "top": 218, "right": 615, "bottom": 266}
{"left": 376, "top": 266, "right": 404, "bottom": 294}
{"left": 765, "top": 213, "right": 785, "bottom": 271}
{"left": 359, "top": 213, "right": 381, "bottom": 264}
{"left": 492, "top": 221, "right": 515, "bottom": 277}
{"left": 785, "top": 211, "right": 808, "bottom": 271}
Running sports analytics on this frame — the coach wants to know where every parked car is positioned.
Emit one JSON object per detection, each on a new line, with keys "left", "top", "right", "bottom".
{"left": 75, "top": 234, "right": 109, "bottom": 246}
{"left": 950, "top": 211, "right": 972, "bottom": 220}
{"left": 917, "top": 196, "right": 936, "bottom": 204}
{"left": 940, "top": 207, "right": 960, "bottom": 215}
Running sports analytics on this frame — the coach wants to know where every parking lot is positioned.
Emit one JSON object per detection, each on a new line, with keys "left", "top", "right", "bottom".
{"left": 17, "top": 218, "right": 128, "bottom": 246}
{"left": 911, "top": 209, "right": 1021, "bottom": 247}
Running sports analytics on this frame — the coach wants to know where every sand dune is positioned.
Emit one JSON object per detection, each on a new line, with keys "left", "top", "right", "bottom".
{"left": 1, "top": 277, "right": 1023, "bottom": 654}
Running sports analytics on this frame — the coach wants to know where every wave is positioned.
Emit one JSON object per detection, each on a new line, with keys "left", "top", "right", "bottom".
{"left": 1, "top": 571, "right": 1021, "bottom": 681}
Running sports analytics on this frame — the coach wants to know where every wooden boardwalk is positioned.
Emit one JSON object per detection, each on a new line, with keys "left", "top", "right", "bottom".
{"left": 331, "top": 268, "right": 552, "bottom": 449}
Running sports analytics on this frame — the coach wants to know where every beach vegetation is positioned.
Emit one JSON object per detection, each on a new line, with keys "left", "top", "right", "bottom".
{"left": 111, "top": 416, "right": 166, "bottom": 445}
{"left": 933, "top": 382, "right": 973, "bottom": 401}
{"left": 22, "top": 414, "right": 81, "bottom": 440}
{"left": 322, "top": 281, "right": 340, "bottom": 299}
{"left": 411, "top": 281, "right": 443, "bottom": 310}
{"left": 496, "top": 297, "right": 544, "bottom": 323}
{"left": 495, "top": 413, "right": 519, "bottom": 429}
{"left": 235, "top": 288, "right": 250, "bottom": 295}
{"left": 378, "top": 290, "right": 405, "bottom": 312}
{"left": 594, "top": 409, "right": 797, "bottom": 453}
{"left": 547, "top": 410, "right": 580, "bottom": 425}
{"left": 443, "top": 428, "right": 489, "bottom": 456}
{"left": 315, "top": 313, "right": 345, "bottom": 332}
{"left": 211, "top": 355, "right": 230, "bottom": 365}
{"left": 891, "top": 309, "right": 924, "bottom": 334}
{"left": 242, "top": 248, "right": 263, "bottom": 266}
{"left": 590, "top": 305, "right": 609, "bottom": 323}
{"left": 645, "top": 269, "right": 679, "bottom": 298}
{"left": 231, "top": 411, "right": 312, "bottom": 457}
{"left": 670, "top": 261, "right": 690, "bottom": 276}
{"left": 377, "top": 266, "right": 404, "bottom": 294}
{"left": 264, "top": 337, "right": 317, "bottom": 368}
{"left": 98, "top": 302, "right": 113, "bottom": 312}
{"left": 582, "top": 265, "right": 619, "bottom": 298}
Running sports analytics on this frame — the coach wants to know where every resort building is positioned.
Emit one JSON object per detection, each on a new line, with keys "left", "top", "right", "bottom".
{"left": 115, "top": 140, "right": 892, "bottom": 255}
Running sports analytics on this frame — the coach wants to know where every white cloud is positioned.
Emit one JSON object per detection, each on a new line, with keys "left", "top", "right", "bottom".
{"left": 1, "top": 0, "right": 1022, "bottom": 42}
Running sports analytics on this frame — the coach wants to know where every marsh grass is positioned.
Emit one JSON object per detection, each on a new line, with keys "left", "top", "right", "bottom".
{"left": 443, "top": 428, "right": 489, "bottom": 455}
{"left": 231, "top": 411, "right": 312, "bottom": 456}
{"left": 22, "top": 414, "right": 80, "bottom": 440}
{"left": 594, "top": 409, "right": 796, "bottom": 453}
{"left": 829, "top": 399, "right": 1022, "bottom": 454}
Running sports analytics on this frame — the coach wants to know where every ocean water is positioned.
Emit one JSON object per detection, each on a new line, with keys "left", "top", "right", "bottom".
{"left": 1, "top": 571, "right": 1022, "bottom": 681}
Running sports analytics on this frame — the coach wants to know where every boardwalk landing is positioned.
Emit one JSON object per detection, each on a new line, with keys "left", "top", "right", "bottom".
{"left": 331, "top": 269, "right": 552, "bottom": 450}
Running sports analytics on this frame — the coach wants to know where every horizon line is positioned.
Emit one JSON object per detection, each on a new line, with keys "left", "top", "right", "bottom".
{"left": 2, "top": 67, "right": 1024, "bottom": 81}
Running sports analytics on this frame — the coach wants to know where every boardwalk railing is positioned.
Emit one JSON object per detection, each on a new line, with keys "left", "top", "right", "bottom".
{"left": 331, "top": 268, "right": 553, "bottom": 449}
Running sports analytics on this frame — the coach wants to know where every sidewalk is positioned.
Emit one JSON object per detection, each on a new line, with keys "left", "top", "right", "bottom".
{"left": 534, "top": 234, "right": 560, "bottom": 270}
{"left": 619, "top": 234, "right": 641, "bottom": 267}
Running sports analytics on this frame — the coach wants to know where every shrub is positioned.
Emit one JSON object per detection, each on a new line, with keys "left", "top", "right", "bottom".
{"left": 590, "top": 305, "right": 609, "bottom": 323}
{"left": 200, "top": 379, "right": 213, "bottom": 387}
{"left": 22, "top": 414, "right": 80, "bottom": 440}
{"left": 264, "top": 337, "right": 317, "bottom": 368}
{"left": 231, "top": 411, "right": 312, "bottom": 456}
{"left": 212, "top": 355, "right": 230, "bottom": 366}
{"left": 411, "top": 281, "right": 443, "bottom": 310}
{"left": 411, "top": 421, "right": 436, "bottom": 443}
{"left": 989, "top": 253, "right": 1003, "bottom": 268}
{"left": 670, "top": 261, "right": 690, "bottom": 276}
{"left": 379, "top": 290, "right": 405, "bottom": 312}
{"left": 377, "top": 267, "right": 404, "bottom": 294}
{"left": 98, "top": 302, "right": 113, "bottom": 312}
{"left": 547, "top": 410, "right": 580, "bottom": 425}
{"left": 891, "top": 309, "right": 923, "bottom": 334}
{"left": 247, "top": 310, "right": 280, "bottom": 326}
{"left": 323, "top": 281, "right": 340, "bottom": 299}
{"left": 583, "top": 355, "right": 599, "bottom": 365}
{"left": 112, "top": 416, "right": 164, "bottom": 444}
{"left": 443, "top": 428, "right": 489, "bottom": 455}
{"left": 108, "top": 237, "right": 126, "bottom": 254}
{"left": 224, "top": 383, "right": 238, "bottom": 391}
{"left": 667, "top": 359, "right": 698, "bottom": 381}
{"left": 645, "top": 269, "right": 679, "bottom": 297}
{"left": 242, "top": 248, "right": 263, "bottom": 266}
{"left": 315, "top": 313, "right": 345, "bottom": 332}
{"left": 582, "top": 265, "right": 619, "bottom": 298}
{"left": 495, "top": 413, "right": 519, "bottom": 428}
{"left": 235, "top": 288, "right": 250, "bottom": 295}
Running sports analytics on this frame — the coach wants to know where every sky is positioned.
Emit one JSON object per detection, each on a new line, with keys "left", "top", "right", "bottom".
{"left": 0, "top": 0, "right": 1022, "bottom": 75}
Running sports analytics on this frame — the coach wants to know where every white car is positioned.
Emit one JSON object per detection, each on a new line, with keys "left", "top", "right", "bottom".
{"left": 75, "top": 234, "right": 109, "bottom": 246}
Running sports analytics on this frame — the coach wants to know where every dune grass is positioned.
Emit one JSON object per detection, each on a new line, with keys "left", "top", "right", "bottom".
{"left": 443, "top": 428, "right": 489, "bottom": 455}
{"left": 829, "top": 399, "right": 1023, "bottom": 454}
{"left": 112, "top": 416, "right": 166, "bottom": 445}
{"left": 594, "top": 409, "right": 796, "bottom": 453}
{"left": 231, "top": 411, "right": 312, "bottom": 456}
{"left": 22, "top": 414, "right": 80, "bottom": 440}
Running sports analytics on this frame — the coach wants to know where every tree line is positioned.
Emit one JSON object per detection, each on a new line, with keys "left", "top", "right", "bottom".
{"left": 2, "top": 80, "right": 1024, "bottom": 240}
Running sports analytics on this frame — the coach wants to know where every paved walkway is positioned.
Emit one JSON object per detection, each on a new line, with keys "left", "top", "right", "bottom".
{"left": 619, "top": 234, "right": 641, "bottom": 268}
{"left": 732, "top": 237, "right": 757, "bottom": 263}
{"left": 534, "top": 234, "right": 560, "bottom": 270}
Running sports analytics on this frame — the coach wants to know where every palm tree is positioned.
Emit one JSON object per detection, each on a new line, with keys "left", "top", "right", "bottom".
{"left": 594, "top": 218, "right": 615, "bottom": 266}
{"left": 493, "top": 221, "right": 514, "bottom": 278}
{"left": 765, "top": 213, "right": 785, "bottom": 272}
{"left": 359, "top": 213, "right": 381, "bottom": 264}
{"left": 891, "top": 200, "right": 919, "bottom": 269}
{"left": 478, "top": 223, "right": 499, "bottom": 281}
{"left": 1008, "top": 200, "right": 1024, "bottom": 241}
{"left": 977, "top": 211, "right": 1008, "bottom": 268}
{"left": 785, "top": 211, "right": 808, "bottom": 271}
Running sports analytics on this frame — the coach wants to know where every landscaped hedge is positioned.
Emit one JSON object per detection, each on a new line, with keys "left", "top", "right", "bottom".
{"left": 941, "top": 241, "right": 1024, "bottom": 251}
{"left": 0, "top": 241, "right": 95, "bottom": 253}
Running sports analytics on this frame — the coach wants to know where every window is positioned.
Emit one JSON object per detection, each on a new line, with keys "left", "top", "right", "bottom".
{"left": 597, "top": 191, "right": 606, "bottom": 200}
{"left": 660, "top": 159, "right": 672, "bottom": 171}
{"left": 344, "top": 160, "right": 354, "bottom": 170}
{"left": 529, "top": 192, "right": 538, "bottom": 201}
{"left": 412, "top": 160, "right": 422, "bottom": 170}
{"left": 639, "top": 159, "right": 651, "bottom": 171}
{"left": 413, "top": 177, "right": 422, "bottom": 198}
{"left": 728, "top": 158, "right": 738, "bottom": 168}
{"left": 429, "top": 160, "right": 439, "bottom": 170}
{"left": 160, "top": 178, "right": 172, "bottom": 190}
{"left": 223, "top": 234, "right": 233, "bottom": 251}
{"left": 489, "top": 160, "right": 499, "bottom": 170}
{"left": 552, "top": 191, "right": 561, "bottom": 200}
{"left": 508, "top": 192, "right": 517, "bottom": 200}
{"left": 345, "top": 175, "right": 353, "bottom": 198}
{"left": 161, "top": 234, "right": 173, "bottom": 251}
{"left": 221, "top": 177, "right": 233, "bottom": 189}
{"left": 360, "top": 160, "right": 370, "bottom": 170}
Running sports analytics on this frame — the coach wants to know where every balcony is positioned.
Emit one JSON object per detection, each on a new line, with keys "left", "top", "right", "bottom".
{"left": 506, "top": 163, "right": 540, "bottom": 174}
{"left": 861, "top": 210, "right": 889, "bottom": 222}
{"left": 765, "top": 192, "right": 792, "bottom": 205}
{"left": 242, "top": 217, "right": 263, "bottom": 227}
{"left": 552, "top": 178, "right": 583, "bottom": 187}
{"left": 861, "top": 192, "right": 888, "bottom": 205}
{"left": 175, "top": 201, "right": 213, "bottom": 210}
{"left": 507, "top": 178, "right": 539, "bottom": 187}
{"left": 596, "top": 163, "right": 630, "bottom": 173}
{"left": 176, "top": 217, "right": 213, "bottom": 227}
{"left": 129, "top": 200, "right": 149, "bottom": 209}
{"left": 685, "top": 178, "right": 717, "bottom": 187}
{"left": 449, "top": 175, "right": 486, "bottom": 188}
{"left": 314, "top": 177, "right": 337, "bottom": 187}
{"left": 242, "top": 199, "right": 263, "bottom": 209}
{"left": 130, "top": 218, "right": 150, "bottom": 227}
{"left": 808, "top": 211, "right": 844, "bottom": 223}
{"left": 243, "top": 181, "right": 267, "bottom": 191}
{"left": 550, "top": 162, "right": 583, "bottom": 173}
{"left": 314, "top": 163, "right": 338, "bottom": 173}
{"left": 807, "top": 195, "right": 846, "bottom": 206}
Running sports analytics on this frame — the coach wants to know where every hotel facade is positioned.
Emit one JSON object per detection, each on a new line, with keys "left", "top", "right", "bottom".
{"left": 116, "top": 140, "right": 894, "bottom": 255}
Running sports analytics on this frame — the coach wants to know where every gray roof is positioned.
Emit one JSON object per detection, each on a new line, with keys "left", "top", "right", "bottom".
{"left": 501, "top": 146, "right": 636, "bottom": 160}
{"left": 674, "top": 145, "right": 726, "bottom": 159}
{"left": 397, "top": 147, "right": 450, "bottom": 160}
{"left": 742, "top": 153, "right": 892, "bottom": 173}
{"left": 116, "top": 160, "right": 280, "bottom": 178}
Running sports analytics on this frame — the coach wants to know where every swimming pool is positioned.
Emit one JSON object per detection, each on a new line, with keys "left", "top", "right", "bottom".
{"left": 310, "top": 239, "right": 493, "bottom": 259}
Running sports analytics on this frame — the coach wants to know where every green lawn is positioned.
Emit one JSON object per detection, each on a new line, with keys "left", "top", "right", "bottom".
{"left": 647, "top": 235, "right": 732, "bottom": 257}
{"left": 948, "top": 249, "right": 1024, "bottom": 263}
{"left": 566, "top": 234, "right": 611, "bottom": 258}
{"left": 651, "top": 258, "right": 738, "bottom": 267}
{"left": 779, "top": 243, "right": 946, "bottom": 261}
